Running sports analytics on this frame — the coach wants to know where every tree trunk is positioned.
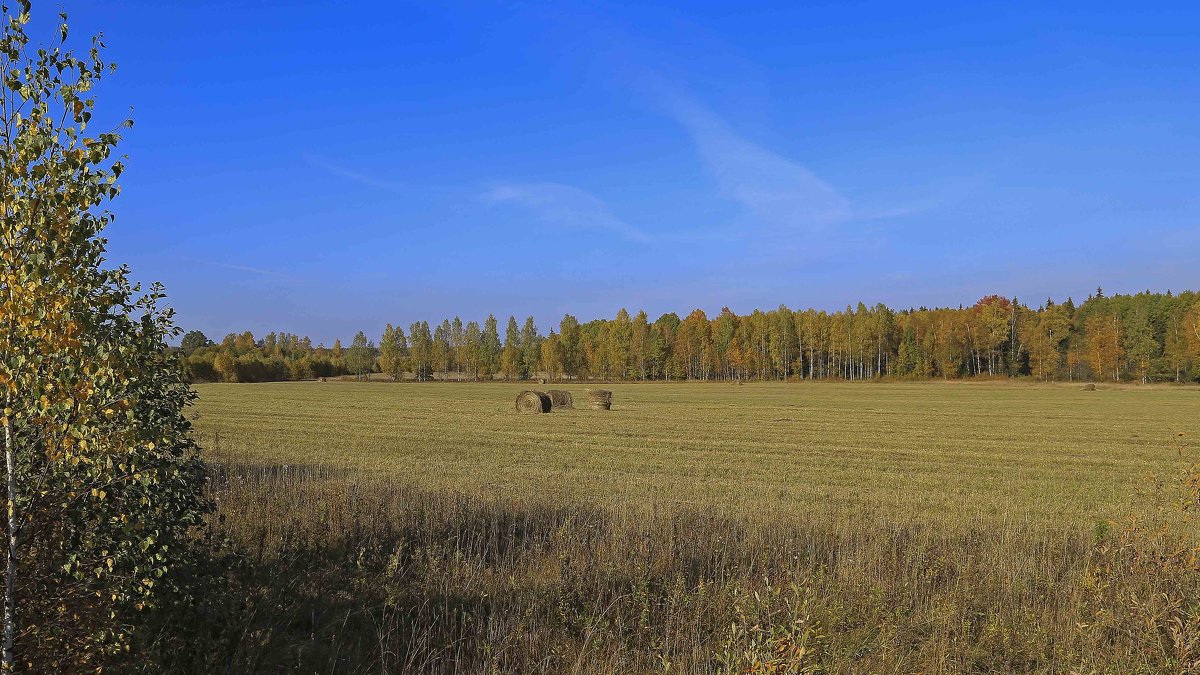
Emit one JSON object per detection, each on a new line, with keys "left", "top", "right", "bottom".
{"left": 3, "top": 412, "right": 15, "bottom": 670}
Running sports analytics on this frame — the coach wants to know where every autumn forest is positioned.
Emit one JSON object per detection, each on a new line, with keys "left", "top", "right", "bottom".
{"left": 181, "top": 288, "right": 1200, "bottom": 384}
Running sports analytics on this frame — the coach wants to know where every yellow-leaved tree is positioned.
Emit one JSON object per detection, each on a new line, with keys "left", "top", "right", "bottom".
{"left": 0, "top": 2, "right": 209, "bottom": 669}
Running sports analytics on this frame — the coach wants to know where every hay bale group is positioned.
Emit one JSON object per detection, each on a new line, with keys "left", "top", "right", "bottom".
{"left": 515, "top": 388, "right": 610, "bottom": 413}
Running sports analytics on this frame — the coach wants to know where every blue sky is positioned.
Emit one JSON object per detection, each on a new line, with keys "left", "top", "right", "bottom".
{"left": 51, "top": 1, "right": 1200, "bottom": 344}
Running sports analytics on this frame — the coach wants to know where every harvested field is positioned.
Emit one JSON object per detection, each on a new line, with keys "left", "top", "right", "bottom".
{"left": 192, "top": 381, "right": 1197, "bottom": 523}
{"left": 187, "top": 381, "right": 1200, "bottom": 672}
{"left": 177, "top": 381, "right": 1200, "bottom": 667}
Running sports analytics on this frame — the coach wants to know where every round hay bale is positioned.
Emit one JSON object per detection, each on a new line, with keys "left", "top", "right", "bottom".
{"left": 586, "top": 389, "right": 612, "bottom": 411}
{"left": 539, "top": 378, "right": 547, "bottom": 385}
{"left": 546, "top": 389, "right": 574, "bottom": 409}
{"left": 1082, "top": 383, "right": 1096, "bottom": 391}
{"left": 515, "top": 390, "right": 551, "bottom": 414}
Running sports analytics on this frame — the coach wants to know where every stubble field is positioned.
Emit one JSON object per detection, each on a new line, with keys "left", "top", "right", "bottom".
{"left": 183, "top": 381, "right": 1200, "bottom": 673}
{"left": 193, "top": 380, "right": 1194, "bottom": 524}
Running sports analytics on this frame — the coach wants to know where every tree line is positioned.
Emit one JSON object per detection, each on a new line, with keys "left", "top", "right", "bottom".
{"left": 179, "top": 289, "right": 1200, "bottom": 384}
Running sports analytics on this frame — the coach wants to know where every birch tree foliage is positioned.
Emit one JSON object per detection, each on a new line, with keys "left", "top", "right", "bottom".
{"left": 0, "top": 3, "right": 208, "bottom": 668}
{"left": 378, "top": 323, "right": 405, "bottom": 381}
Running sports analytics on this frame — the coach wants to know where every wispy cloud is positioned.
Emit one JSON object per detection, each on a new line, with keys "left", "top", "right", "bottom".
{"left": 187, "top": 258, "right": 299, "bottom": 281}
{"left": 304, "top": 154, "right": 412, "bottom": 193}
{"left": 483, "top": 182, "right": 651, "bottom": 243}
{"left": 662, "top": 94, "right": 852, "bottom": 231}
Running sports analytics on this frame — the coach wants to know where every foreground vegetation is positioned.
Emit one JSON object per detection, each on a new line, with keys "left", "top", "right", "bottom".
{"left": 184, "top": 382, "right": 1200, "bottom": 672}
{"left": 0, "top": 5, "right": 211, "bottom": 670}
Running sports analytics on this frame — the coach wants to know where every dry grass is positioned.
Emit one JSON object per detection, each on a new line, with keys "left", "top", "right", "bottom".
{"left": 192, "top": 381, "right": 1196, "bottom": 525}
{"left": 179, "top": 381, "right": 1200, "bottom": 673}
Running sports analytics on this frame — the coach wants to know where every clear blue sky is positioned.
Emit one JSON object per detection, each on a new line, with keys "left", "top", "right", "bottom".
{"left": 52, "top": 1, "right": 1200, "bottom": 344}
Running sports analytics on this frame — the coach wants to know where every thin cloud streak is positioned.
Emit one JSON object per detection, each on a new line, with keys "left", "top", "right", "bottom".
{"left": 483, "top": 182, "right": 652, "bottom": 243}
{"left": 662, "top": 93, "right": 852, "bottom": 231}
{"left": 304, "top": 154, "right": 422, "bottom": 194}
{"left": 186, "top": 258, "right": 301, "bottom": 281}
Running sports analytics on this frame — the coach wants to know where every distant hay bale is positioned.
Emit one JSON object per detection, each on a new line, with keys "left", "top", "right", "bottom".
{"left": 1082, "top": 383, "right": 1096, "bottom": 391}
{"left": 515, "top": 390, "right": 551, "bottom": 414}
{"left": 539, "top": 378, "right": 547, "bottom": 385}
{"left": 586, "top": 389, "right": 612, "bottom": 411}
{"left": 546, "top": 389, "right": 574, "bottom": 409}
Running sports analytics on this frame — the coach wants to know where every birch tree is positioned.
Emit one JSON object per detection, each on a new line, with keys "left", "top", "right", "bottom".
{"left": 0, "top": 4, "right": 208, "bottom": 666}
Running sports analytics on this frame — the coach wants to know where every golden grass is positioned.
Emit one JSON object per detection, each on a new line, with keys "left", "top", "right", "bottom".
{"left": 192, "top": 381, "right": 1197, "bottom": 527}
{"left": 177, "top": 381, "right": 1200, "bottom": 672}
